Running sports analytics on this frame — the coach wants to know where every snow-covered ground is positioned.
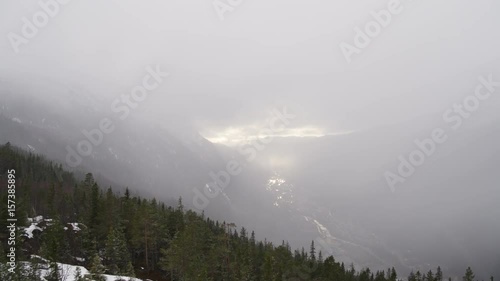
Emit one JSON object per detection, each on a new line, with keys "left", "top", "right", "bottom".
{"left": 8, "top": 260, "right": 144, "bottom": 281}
{"left": 14, "top": 217, "right": 145, "bottom": 280}
{"left": 22, "top": 216, "right": 83, "bottom": 239}
{"left": 23, "top": 223, "right": 43, "bottom": 239}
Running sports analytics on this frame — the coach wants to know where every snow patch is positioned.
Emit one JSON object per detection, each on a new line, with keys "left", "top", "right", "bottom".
{"left": 24, "top": 223, "right": 43, "bottom": 238}
{"left": 68, "top": 223, "right": 81, "bottom": 232}
{"left": 31, "top": 255, "right": 50, "bottom": 263}
{"left": 27, "top": 144, "right": 35, "bottom": 152}
{"left": 103, "top": 274, "right": 143, "bottom": 281}
{"left": 28, "top": 215, "right": 44, "bottom": 223}
{"left": 17, "top": 259, "right": 142, "bottom": 281}
{"left": 108, "top": 147, "right": 119, "bottom": 160}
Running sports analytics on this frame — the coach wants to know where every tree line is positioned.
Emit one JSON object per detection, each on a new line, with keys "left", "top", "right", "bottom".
{"left": 0, "top": 143, "right": 491, "bottom": 281}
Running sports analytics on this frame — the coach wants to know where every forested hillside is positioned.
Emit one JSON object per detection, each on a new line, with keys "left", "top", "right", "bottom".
{"left": 0, "top": 143, "right": 486, "bottom": 281}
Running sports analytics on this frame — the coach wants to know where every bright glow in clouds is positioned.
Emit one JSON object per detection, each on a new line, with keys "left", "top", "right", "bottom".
{"left": 202, "top": 126, "right": 354, "bottom": 145}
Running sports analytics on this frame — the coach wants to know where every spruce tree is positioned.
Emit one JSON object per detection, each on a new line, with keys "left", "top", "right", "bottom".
{"left": 73, "top": 267, "right": 84, "bottom": 281}
{"left": 463, "top": 267, "right": 475, "bottom": 281}
{"left": 309, "top": 240, "right": 316, "bottom": 262}
{"left": 409, "top": 271, "right": 417, "bottom": 281}
{"left": 123, "top": 261, "right": 135, "bottom": 277}
{"left": 416, "top": 271, "right": 423, "bottom": 281}
{"left": 389, "top": 267, "right": 397, "bottom": 281}
{"left": 41, "top": 217, "right": 69, "bottom": 264}
{"left": 426, "top": 270, "right": 435, "bottom": 281}
{"left": 105, "top": 226, "right": 133, "bottom": 275}
{"left": 436, "top": 266, "right": 443, "bottom": 281}
{"left": 89, "top": 253, "right": 106, "bottom": 281}
{"left": 45, "top": 262, "right": 60, "bottom": 281}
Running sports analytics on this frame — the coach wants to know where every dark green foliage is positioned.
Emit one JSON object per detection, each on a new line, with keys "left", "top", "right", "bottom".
{"left": 73, "top": 267, "right": 85, "bottom": 281}
{"left": 105, "top": 226, "right": 133, "bottom": 276}
{"left": 463, "top": 267, "right": 475, "bottom": 281}
{"left": 40, "top": 217, "right": 70, "bottom": 263}
{"left": 436, "top": 266, "right": 443, "bottom": 281}
{"left": 45, "top": 261, "right": 60, "bottom": 281}
{"left": 88, "top": 253, "right": 106, "bottom": 281}
{"left": 0, "top": 143, "right": 493, "bottom": 281}
{"left": 426, "top": 270, "right": 435, "bottom": 281}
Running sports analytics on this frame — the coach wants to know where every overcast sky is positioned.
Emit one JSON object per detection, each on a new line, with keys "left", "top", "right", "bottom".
{"left": 1, "top": 1, "right": 500, "bottom": 276}
{"left": 1, "top": 0, "right": 499, "bottom": 143}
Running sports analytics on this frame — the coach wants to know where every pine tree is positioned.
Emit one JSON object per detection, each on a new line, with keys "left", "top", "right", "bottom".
{"left": 389, "top": 267, "right": 397, "bottom": 281}
{"left": 309, "top": 240, "right": 316, "bottom": 262}
{"left": 436, "top": 266, "right": 443, "bottom": 281}
{"left": 83, "top": 173, "right": 95, "bottom": 188}
{"left": 105, "top": 227, "right": 120, "bottom": 274}
{"left": 262, "top": 254, "right": 273, "bottom": 281}
{"left": 416, "top": 271, "right": 423, "bottom": 281}
{"left": 426, "top": 270, "right": 435, "bottom": 281}
{"left": 250, "top": 231, "right": 256, "bottom": 246}
{"left": 89, "top": 253, "right": 106, "bottom": 281}
{"left": 105, "top": 226, "right": 133, "bottom": 275}
{"left": 374, "top": 270, "right": 385, "bottom": 281}
{"left": 463, "top": 267, "right": 475, "bottom": 281}
{"left": 409, "top": 271, "right": 417, "bottom": 281}
{"left": 41, "top": 217, "right": 69, "bottom": 264}
{"left": 123, "top": 261, "right": 135, "bottom": 277}
{"left": 45, "top": 262, "right": 60, "bottom": 281}
{"left": 89, "top": 182, "right": 101, "bottom": 236}
{"left": 73, "top": 267, "right": 85, "bottom": 281}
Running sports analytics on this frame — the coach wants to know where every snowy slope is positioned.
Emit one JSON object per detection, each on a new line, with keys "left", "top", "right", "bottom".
{"left": 1, "top": 259, "right": 145, "bottom": 281}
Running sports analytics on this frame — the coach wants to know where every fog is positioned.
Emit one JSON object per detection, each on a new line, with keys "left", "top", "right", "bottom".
{"left": 1, "top": 0, "right": 499, "bottom": 278}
